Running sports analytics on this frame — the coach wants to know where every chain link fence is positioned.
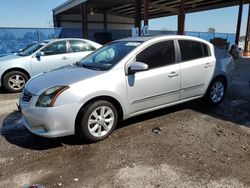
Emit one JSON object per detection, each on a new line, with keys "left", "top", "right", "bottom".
{"left": 0, "top": 27, "right": 235, "bottom": 57}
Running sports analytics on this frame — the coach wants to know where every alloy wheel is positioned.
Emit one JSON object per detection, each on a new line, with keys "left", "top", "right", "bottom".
{"left": 8, "top": 74, "right": 26, "bottom": 91}
{"left": 210, "top": 81, "right": 225, "bottom": 103}
{"left": 87, "top": 106, "right": 115, "bottom": 138}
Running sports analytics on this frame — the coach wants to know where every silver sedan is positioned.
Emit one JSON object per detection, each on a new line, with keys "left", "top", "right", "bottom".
{"left": 19, "top": 35, "right": 234, "bottom": 142}
{"left": 0, "top": 38, "right": 101, "bottom": 92}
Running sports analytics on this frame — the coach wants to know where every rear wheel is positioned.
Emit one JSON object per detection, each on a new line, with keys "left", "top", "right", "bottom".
{"left": 3, "top": 71, "right": 28, "bottom": 92}
{"left": 78, "top": 100, "right": 118, "bottom": 142}
{"left": 205, "top": 77, "right": 226, "bottom": 105}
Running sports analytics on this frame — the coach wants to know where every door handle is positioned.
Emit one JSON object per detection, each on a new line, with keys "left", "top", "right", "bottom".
{"left": 204, "top": 63, "right": 212, "bottom": 68}
{"left": 61, "top": 56, "right": 69, "bottom": 60}
{"left": 168, "top": 71, "right": 179, "bottom": 78}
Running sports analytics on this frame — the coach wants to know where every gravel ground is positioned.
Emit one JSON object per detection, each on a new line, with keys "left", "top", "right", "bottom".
{"left": 0, "top": 59, "right": 250, "bottom": 188}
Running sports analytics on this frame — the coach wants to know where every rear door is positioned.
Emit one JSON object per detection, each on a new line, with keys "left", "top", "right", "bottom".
{"left": 30, "top": 40, "right": 70, "bottom": 75}
{"left": 178, "top": 40, "right": 216, "bottom": 100}
{"left": 68, "top": 40, "right": 97, "bottom": 63}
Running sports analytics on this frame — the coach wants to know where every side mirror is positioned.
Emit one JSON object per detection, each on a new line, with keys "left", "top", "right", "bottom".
{"left": 128, "top": 61, "right": 148, "bottom": 74}
{"left": 17, "top": 48, "right": 23, "bottom": 53}
{"left": 36, "top": 51, "right": 44, "bottom": 57}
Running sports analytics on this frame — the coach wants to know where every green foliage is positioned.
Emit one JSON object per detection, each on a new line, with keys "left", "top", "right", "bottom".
{"left": 208, "top": 27, "right": 216, "bottom": 33}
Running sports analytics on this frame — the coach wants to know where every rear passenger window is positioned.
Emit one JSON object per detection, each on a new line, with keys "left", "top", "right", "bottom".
{"left": 136, "top": 40, "right": 175, "bottom": 69}
{"left": 202, "top": 43, "right": 210, "bottom": 57}
{"left": 178, "top": 40, "right": 210, "bottom": 61}
{"left": 69, "top": 40, "right": 96, "bottom": 52}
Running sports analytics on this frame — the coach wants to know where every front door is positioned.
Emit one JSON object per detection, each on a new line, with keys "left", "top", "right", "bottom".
{"left": 126, "top": 40, "right": 180, "bottom": 115}
{"left": 31, "top": 41, "right": 70, "bottom": 75}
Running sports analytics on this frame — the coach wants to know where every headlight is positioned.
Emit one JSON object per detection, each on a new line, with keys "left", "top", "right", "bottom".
{"left": 36, "top": 86, "right": 69, "bottom": 107}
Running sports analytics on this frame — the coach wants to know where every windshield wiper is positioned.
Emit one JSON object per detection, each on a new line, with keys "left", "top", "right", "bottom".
{"left": 73, "top": 61, "right": 81, "bottom": 66}
{"left": 16, "top": 53, "right": 23, "bottom": 56}
{"left": 81, "top": 64, "right": 103, "bottom": 71}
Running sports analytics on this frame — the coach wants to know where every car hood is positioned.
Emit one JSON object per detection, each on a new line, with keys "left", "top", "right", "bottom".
{"left": 0, "top": 54, "right": 24, "bottom": 62}
{"left": 25, "top": 65, "right": 105, "bottom": 95}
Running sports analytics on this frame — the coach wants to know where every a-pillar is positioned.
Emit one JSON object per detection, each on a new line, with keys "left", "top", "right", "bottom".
{"left": 80, "top": 2, "right": 88, "bottom": 38}
{"left": 134, "top": 0, "right": 142, "bottom": 36}
{"left": 235, "top": 0, "right": 243, "bottom": 45}
{"left": 178, "top": 0, "right": 185, "bottom": 35}
{"left": 244, "top": 4, "right": 250, "bottom": 56}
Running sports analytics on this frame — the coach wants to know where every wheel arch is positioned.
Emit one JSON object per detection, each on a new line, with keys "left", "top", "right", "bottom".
{"left": 75, "top": 95, "right": 124, "bottom": 134}
{"left": 1, "top": 68, "right": 31, "bottom": 85}
{"left": 212, "top": 74, "right": 228, "bottom": 88}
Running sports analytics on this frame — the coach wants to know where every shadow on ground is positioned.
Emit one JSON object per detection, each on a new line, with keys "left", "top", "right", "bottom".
{"left": 0, "top": 111, "right": 92, "bottom": 150}
{"left": 0, "top": 86, "right": 20, "bottom": 101}
{"left": 1, "top": 95, "right": 249, "bottom": 151}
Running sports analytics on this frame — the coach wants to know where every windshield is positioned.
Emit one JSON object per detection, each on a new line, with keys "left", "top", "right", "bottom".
{"left": 19, "top": 43, "right": 46, "bottom": 56}
{"left": 79, "top": 41, "right": 141, "bottom": 71}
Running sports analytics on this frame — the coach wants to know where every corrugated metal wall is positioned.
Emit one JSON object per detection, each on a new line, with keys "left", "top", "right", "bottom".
{"left": 59, "top": 13, "right": 134, "bottom": 30}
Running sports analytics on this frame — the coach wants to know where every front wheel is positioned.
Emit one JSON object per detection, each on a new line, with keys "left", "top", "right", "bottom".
{"left": 78, "top": 100, "right": 118, "bottom": 142}
{"left": 205, "top": 77, "right": 226, "bottom": 105}
{"left": 3, "top": 71, "right": 28, "bottom": 92}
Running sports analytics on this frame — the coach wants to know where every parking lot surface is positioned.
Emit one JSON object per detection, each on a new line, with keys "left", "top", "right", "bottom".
{"left": 0, "top": 59, "right": 250, "bottom": 188}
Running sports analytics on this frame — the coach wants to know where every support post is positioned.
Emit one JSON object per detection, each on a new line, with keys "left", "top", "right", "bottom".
{"left": 235, "top": 0, "right": 243, "bottom": 45}
{"left": 53, "top": 14, "right": 61, "bottom": 27}
{"left": 80, "top": 3, "right": 88, "bottom": 38}
{"left": 53, "top": 14, "right": 57, "bottom": 27}
{"left": 178, "top": 0, "right": 185, "bottom": 35}
{"left": 244, "top": 4, "right": 250, "bottom": 56}
{"left": 134, "top": 0, "right": 142, "bottom": 36}
{"left": 104, "top": 12, "right": 107, "bottom": 31}
{"left": 142, "top": 0, "right": 149, "bottom": 36}
{"left": 144, "top": 0, "right": 149, "bottom": 26}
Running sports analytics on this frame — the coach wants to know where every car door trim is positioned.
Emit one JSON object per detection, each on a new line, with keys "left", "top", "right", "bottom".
{"left": 131, "top": 89, "right": 180, "bottom": 104}
{"left": 181, "top": 83, "right": 205, "bottom": 91}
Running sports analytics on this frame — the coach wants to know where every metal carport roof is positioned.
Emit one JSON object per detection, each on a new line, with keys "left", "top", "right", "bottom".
{"left": 54, "top": 0, "right": 250, "bottom": 19}
{"left": 53, "top": 0, "right": 250, "bottom": 54}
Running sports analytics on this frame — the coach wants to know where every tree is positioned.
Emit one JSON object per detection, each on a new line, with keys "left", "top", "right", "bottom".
{"left": 208, "top": 27, "right": 216, "bottom": 33}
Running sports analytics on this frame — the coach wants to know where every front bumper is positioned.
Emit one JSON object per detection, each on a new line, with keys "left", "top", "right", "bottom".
{"left": 19, "top": 93, "right": 82, "bottom": 138}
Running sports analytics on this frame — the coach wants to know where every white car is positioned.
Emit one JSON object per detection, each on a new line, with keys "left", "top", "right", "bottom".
{"left": 20, "top": 35, "right": 234, "bottom": 142}
{"left": 0, "top": 38, "right": 101, "bottom": 92}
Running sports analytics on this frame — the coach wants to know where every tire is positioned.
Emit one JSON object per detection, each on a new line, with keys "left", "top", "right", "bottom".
{"left": 3, "top": 71, "right": 28, "bottom": 93}
{"left": 205, "top": 77, "right": 226, "bottom": 106}
{"left": 77, "top": 100, "right": 118, "bottom": 142}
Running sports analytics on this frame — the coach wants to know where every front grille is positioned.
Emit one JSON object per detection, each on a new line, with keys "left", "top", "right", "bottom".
{"left": 22, "top": 89, "right": 32, "bottom": 102}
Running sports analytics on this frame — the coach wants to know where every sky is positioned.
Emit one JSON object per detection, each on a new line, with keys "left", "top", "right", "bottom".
{"left": 0, "top": 0, "right": 249, "bottom": 35}
{"left": 0, "top": 0, "right": 65, "bottom": 28}
{"left": 149, "top": 5, "right": 249, "bottom": 35}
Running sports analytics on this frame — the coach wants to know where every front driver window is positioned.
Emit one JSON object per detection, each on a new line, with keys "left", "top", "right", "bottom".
{"left": 136, "top": 40, "right": 175, "bottom": 69}
{"left": 41, "top": 41, "right": 67, "bottom": 56}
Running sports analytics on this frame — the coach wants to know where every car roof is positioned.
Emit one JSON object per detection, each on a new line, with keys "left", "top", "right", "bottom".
{"left": 117, "top": 36, "right": 159, "bottom": 42}
{"left": 43, "top": 38, "right": 88, "bottom": 43}
{"left": 117, "top": 35, "right": 211, "bottom": 44}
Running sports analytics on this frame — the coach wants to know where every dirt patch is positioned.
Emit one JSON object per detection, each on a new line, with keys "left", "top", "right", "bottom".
{"left": 114, "top": 164, "right": 245, "bottom": 188}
